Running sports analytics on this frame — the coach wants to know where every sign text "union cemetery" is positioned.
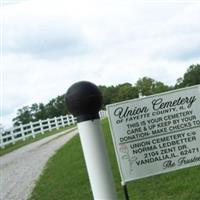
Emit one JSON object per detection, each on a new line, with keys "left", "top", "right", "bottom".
{"left": 107, "top": 85, "right": 200, "bottom": 183}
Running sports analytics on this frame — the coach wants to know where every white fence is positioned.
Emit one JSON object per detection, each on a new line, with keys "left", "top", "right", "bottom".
{"left": 0, "top": 110, "right": 107, "bottom": 148}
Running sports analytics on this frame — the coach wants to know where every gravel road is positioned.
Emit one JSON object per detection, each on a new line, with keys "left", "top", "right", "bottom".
{"left": 0, "top": 128, "right": 78, "bottom": 200}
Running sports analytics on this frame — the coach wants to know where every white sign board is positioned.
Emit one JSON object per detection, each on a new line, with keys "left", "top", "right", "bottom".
{"left": 106, "top": 85, "right": 200, "bottom": 183}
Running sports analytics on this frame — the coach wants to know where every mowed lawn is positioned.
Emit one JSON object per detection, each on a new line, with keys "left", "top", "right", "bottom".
{"left": 29, "top": 119, "right": 200, "bottom": 200}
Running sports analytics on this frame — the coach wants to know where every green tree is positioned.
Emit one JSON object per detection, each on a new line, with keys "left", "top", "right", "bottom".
{"left": 136, "top": 77, "right": 155, "bottom": 96}
{"left": 153, "top": 81, "right": 172, "bottom": 94}
{"left": 34, "top": 103, "right": 48, "bottom": 120}
{"left": 45, "top": 95, "right": 68, "bottom": 118}
{"left": 99, "top": 83, "right": 139, "bottom": 106}
{"left": 136, "top": 77, "right": 170, "bottom": 96}
{"left": 175, "top": 64, "right": 200, "bottom": 88}
{"left": 116, "top": 83, "right": 138, "bottom": 102}
{"left": 13, "top": 106, "right": 33, "bottom": 126}
{"left": 99, "top": 85, "right": 118, "bottom": 107}
{"left": 54, "top": 95, "right": 68, "bottom": 116}
{"left": 30, "top": 103, "right": 39, "bottom": 121}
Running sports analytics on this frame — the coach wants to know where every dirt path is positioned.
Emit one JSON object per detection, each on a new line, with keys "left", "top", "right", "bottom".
{"left": 0, "top": 128, "right": 78, "bottom": 200}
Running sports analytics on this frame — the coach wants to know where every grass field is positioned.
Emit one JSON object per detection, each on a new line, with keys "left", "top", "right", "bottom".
{"left": 29, "top": 119, "right": 200, "bottom": 200}
{"left": 0, "top": 125, "right": 75, "bottom": 157}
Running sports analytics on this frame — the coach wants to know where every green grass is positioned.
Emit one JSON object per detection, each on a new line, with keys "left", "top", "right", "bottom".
{"left": 0, "top": 125, "right": 76, "bottom": 157}
{"left": 29, "top": 119, "right": 200, "bottom": 200}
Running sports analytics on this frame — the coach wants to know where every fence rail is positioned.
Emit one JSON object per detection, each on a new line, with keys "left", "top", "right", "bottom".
{"left": 0, "top": 110, "right": 107, "bottom": 148}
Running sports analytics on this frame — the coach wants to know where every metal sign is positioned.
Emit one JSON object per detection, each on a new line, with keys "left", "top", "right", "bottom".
{"left": 106, "top": 85, "right": 200, "bottom": 183}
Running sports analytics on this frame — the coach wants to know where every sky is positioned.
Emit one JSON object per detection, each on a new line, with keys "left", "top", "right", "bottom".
{"left": 1, "top": 0, "right": 200, "bottom": 128}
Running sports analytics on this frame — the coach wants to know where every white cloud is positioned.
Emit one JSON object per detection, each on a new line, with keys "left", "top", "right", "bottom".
{"left": 1, "top": 0, "right": 200, "bottom": 128}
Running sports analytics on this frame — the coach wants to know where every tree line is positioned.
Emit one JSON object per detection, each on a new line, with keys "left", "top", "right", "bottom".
{"left": 13, "top": 64, "right": 200, "bottom": 126}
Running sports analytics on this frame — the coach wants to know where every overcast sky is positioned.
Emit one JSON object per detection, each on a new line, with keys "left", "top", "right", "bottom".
{"left": 1, "top": 0, "right": 200, "bottom": 128}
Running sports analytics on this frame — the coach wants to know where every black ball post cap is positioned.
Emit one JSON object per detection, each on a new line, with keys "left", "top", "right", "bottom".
{"left": 65, "top": 81, "right": 103, "bottom": 123}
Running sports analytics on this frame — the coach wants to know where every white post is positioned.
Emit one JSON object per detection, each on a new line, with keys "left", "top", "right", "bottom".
{"left": 66, "top": 115, "right": 70, "bottom": 126}
{"left": 47, "top": 118, "right": 52, "bottom": 131}
{"left": 78, "top": 119, "right": 117, "bottom": 199}
{"left": 54, "top": 117, "right": 59, "bottom": 130}
{"left": 65, "top": 81, "right": 118, "bottom": 200}
{"left": 61, "top": 116, "right": 65, "bottom": 127}
{"left": 20, "top": 124, "right": 26, "bottom": 141}
{"left": 10, "top": 129, "right": 16, "bottom": 144}
{"left": 30, "top": 122, "right": 35, "bottom": 138}
{"left": 71, "top": 115, "right": 76, "bottom": 125}
{"left": 40, "top": 120, "right": 44, "bottom": 134}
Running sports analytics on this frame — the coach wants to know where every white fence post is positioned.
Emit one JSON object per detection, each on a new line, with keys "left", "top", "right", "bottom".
{"left": 55, "top": 117, "right": 59, "bottom": 130}
{"left": 40, "top": 120, "right": 44, "bottom": 134}
{"left": 20, "top": 124, "right": 26, "bottom": 141}
{"left": 61, "top": 116, "right": 65, "bottom": 127}
{"left": 10, "top": 129, "right": 16, "bottom": 144}
{"left": 66, "top": 115, "right": 70, "bottom": 126}
{"left": 30, "top": 122, "right": 35, "bottom": 138}
{"left": 72, "top": 115, "right": 76, "bottom": 124}
{"left": 67, "top": 115, "right": 70, "bottom": 125}
{"left": 47, "top": 118, "right": 52, "bottom": 131}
